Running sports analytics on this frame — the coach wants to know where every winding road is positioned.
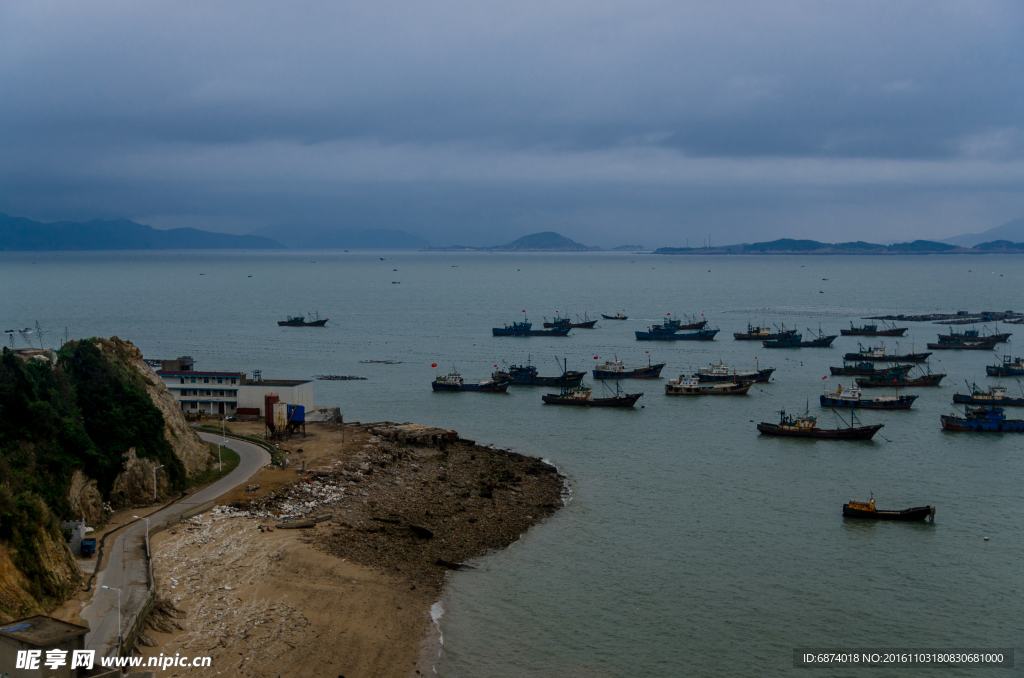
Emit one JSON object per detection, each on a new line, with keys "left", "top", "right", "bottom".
{"left": 80, "top": 432, "right": 270, "bottom": 656}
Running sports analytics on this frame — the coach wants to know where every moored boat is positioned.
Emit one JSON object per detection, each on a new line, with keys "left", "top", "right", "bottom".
{"left": 987, "top": 355, "right": 1024, "bottom": 376}
{"left": 829, "top": 361, "right": 914, "bottom": 376}
{"left": 820, "top": 382, "right": 917, "bottom": 410}
{"left": 695, "top": 361, "right": 775, "bottom": 383}
{"left": 842, "top": 495, "right": 935, "bottom": 521}
{"left": 940, "top": 406, "right": 1024, "bottom": 432}
{"left": 635, "top": 326, "right": 719, "bottom": 341}
{"left": 601, "top": 311, "right": 628, "bottom": 320}
{"left": 593, "top": 355, "right": 666, "bottom": 379}
{"left": 935, "top": 326, "right": 1011, "bottom": 344}
{"left": 542, "top": 382, "right": 643, "bottom": 407}
{"left": 855, "top": 371, "right": 945, "bottom": 388}
{"left": 493, "top": 316, "right": 572, "bottom": 337}
{"left": 762, "top": 327, "right": 837, "bottom": 348}
{"left": 278, "top": 311, "right": 328, "bottom": 327}
{"left": 494, "top": 357, "right": 585, "bottom": 386}
{"left": 734, "top": 322, "right": 798, "bottom": 341}
{"left": 665, "top": 376, "right": 751, "bottom": 395}
{"left": 843, "top": 343, "right": 931, "bottom": 362}
{"left": 952, "top": 382, "right": 1024, "bottom": 406}
{"left": 756, "top": 408, "right": 883, "bottom": 440}
{"left": 927, "top": 339, "right": 1001, "bottom": 350}
{"left": 432, "top": 370, "right": 509, "bottom": 392}
{"left": 840, "top": 321, "right": 908, "bottom": 337}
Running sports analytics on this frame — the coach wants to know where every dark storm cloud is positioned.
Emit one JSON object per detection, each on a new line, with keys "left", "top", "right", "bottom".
{"left": 1, "top": 0, "right": 1023, "bottom": 245}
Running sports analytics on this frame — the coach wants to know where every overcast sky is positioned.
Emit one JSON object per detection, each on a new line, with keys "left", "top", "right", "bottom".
{"left": 1, "top": 0, "right": 1022, "bottom": 247}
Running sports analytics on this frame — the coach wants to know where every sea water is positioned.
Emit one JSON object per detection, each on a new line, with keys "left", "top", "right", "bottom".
{"left": 2, "top": 251, "right": 1021, "bottom": 677}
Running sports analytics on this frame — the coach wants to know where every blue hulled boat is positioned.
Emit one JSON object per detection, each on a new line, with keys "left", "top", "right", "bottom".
{"left": 494, "top": 357, "right": 585, "bottom": 386}
{"left": 432, "top": 370, "right": 509, "bottom": 392}
{"left": 987, "top": 355, "right": 1024, "bottom": 377}
{"left": 941, "top": 406, "right": 1024, "bottom": 432}
{"left": 493, "top": 316, "right": 571, "bottom": 337}
{"left": 635, "top": 326, "right": 719, "bottom": 341}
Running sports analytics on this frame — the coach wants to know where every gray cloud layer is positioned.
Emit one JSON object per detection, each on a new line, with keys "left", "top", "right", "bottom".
{"left": 1, "top": 0, "right": 1022, "bottom": 246}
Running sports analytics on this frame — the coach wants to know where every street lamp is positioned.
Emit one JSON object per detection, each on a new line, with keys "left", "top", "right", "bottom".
{"left": 133, "top": 515, "right": 150, "bottom": 561}
{"left": 101, "top": 585, "right": 123, "bottom": 647}
{"left": 220, "top": 418, "right": 227, "bottom": 474}
{"left": 152, "top": 465, "right": 164, "bottom": 503}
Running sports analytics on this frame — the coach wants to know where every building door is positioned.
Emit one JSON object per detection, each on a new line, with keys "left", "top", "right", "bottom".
{"left": 218, "top": 402, "right": 225, "bottom": 415}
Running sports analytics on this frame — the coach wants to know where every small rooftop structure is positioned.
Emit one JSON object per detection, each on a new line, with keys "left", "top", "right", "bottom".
{"left": 0, "top": 616, "right": 90, "bottom": 678}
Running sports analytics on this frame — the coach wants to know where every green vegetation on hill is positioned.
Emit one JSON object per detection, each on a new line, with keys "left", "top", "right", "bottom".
{"left": 0, "top": 340, "right": 188, "bottom": 604}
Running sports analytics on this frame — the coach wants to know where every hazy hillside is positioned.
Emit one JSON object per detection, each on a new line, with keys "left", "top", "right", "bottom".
{"left": 252, "top": 224, "right": 429, "bottom": 249}
{"left": 0, "top": 213, "right": 284, "bottom": 251}
{"left": 942, "top": 218, "right": 1024, "bottom": 247}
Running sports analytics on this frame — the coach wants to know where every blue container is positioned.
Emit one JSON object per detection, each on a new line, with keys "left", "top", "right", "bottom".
{"left": 287, "top": 404, "right": 305, "bottom": 422}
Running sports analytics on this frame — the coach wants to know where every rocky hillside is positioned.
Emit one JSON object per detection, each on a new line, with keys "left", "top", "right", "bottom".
{"left": 0, "top": 337, "right": 213, "bottom": 622}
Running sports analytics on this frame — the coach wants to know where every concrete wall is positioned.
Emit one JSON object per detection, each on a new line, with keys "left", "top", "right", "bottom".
{"left": 237, "top": 382, "right": 314, "bottom": 414}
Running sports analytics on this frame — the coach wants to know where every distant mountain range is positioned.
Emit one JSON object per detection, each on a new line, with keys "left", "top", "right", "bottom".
{"left": 654, "top": 237, "right": 1024, "bottom": 255}
{"left": 251, "top": 224, "right": 429, "bottom": 249}
{"left": 0, "top": 213, "right": 283, "bottom": 251}
{"left": 434, "top": 231, "right": 600, "bottom": 251}
{"left": 941, "top": 218, "right": 1024, "bottom": 247}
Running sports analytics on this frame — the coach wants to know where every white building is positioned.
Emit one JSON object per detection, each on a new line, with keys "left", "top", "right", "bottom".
{"left": 157, "top": 370, "right": 314, "bottom": 417}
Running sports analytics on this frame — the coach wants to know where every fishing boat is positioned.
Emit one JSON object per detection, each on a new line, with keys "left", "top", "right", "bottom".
{"left": 987, "top": 355, "right": 1024, "bottom": 376}
{"left": 840, "top": 321, "right": 908, "bottom": 337}
{"left": 829, "top": 361, "right": 914, "bottom": 376}
{"left": 820, "top": 382, "right": 917, "bottom": 410}
{"left": 842, "top": 343, "right": 932, "bottom": 362}
{"left": 431, "top": 370, "right": 509, "bottom": 392}
{"left": 694, "top": 361, "right": 775, "bottom": 383}
{"left": 635, "top": 326, "right": 720, "bottom": 341}
{"left": 756, "top": 407, "right": 883, "bottom": 440}
{"left": 601, "top": 311, "right": 628, "bottom": 320}
{"left": 665, "top": 313, "right": 708, "bottom": 330}
{"left": 855, "top": 367, "right": 945, "bottom": 388}
{"left": 493, "top": 357, "right": 585, "bottom": 387}
{"left": 927, "top": 338, "right": 1001, "bottom": 350}
{"left": 542, "top": 381, "right": 643, "bottom": 407}
{"left": 842, "top": 494, "right": 935, "bottom": 521}
{"left": 734, "top": 322, "right": 798, "bottom": 341}
{"left": 492, "top": 316, "right": 572, "bottom": 337}
{"left": 665, "top": 376, "right": 751, "bottom": 395}
{"left": 935, "top": 326, "right": 1011, "bottom": 344}
{"left": 592, "top": 355, "right": 666, "bottom": 379}
{"left": 542, "top": 313, "right": 572, "bottom": 328}
{"left": 940, "top": 406, "right": 1024, "bottom": 432}
{"left": 952, "top": 382, "right": 1024, "bottom": 406}
{"left": 762, "top": 327, "right": 837, "bottom": 348}
{"left": 278, "top": 311, "right": 328, "bottom": 327}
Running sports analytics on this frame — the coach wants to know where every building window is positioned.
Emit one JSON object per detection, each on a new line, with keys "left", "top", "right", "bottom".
{"left": 231, "top": 378, "right": 237, "bottom": 385}
{"left": 191, "top": 377, "right": 196, "bottom": 383}
{"left": 217, "top": 378, "right": 223, "bottom": 384}
{"left": 180, "top": 377, "right": 185, "bottom": 384}
{"left": 204, "top": 378, "right": 210, "bottom": 384}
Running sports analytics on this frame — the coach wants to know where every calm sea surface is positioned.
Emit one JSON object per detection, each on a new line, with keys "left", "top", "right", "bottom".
{"left": 2, "top": 251, "right": 1022, "bottom": 677}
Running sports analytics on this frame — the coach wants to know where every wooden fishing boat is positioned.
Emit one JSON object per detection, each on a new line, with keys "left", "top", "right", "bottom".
{"left": 432, "top": 370, "right": 509, "bottom": 392}
{"left": 635, "top": 326, "right": 719, "bottom": 341}
{"left": 935, "top": 326, "right": 1011, "bottom": 344}
{"left": 941, "top": 406, "right": 1024, "bottom": 432}
{"left": 756, "top": 408, "right": 883, "bottom": 440}
{"left": 665, "top": 376, "right": 751, "bottom": 395}
{"left": 843, "top": 495, "right": 935, "bottom": 521}
{"left": 593, "top": 355, "right": 665, "bottom": 379}
{"left": 987, "top": 355, "right": 1024, "bottom": 376}
{"left": 829, "top": 361, "right": 914, "bottom": 376}
{"left": 601, "top": 311, "right": 628, "bottom": 320}
{"left": 843, "top": 343, "right": 931, "bottom": 362}
{"left": 734, "top": 322, "right": 797, "bottom": 341}
{"left": 840, "top": 321, "right": 907, "bottom": 337}
{"left": 855, "top": 372, "right": 945, "bottom": 388}
{"left": 493, "top": 357, "right": 585, "bottom": 387}
{"left": 493, "top": 316, "right": 571, "bottom": 336}
{"left": 694, "top": 361, "right": 775, "bottom": 383}
{"left": 762, "top": 327, "right": 837, "bottom": 348}
{"left": 542, "top": 382, "right": 643, "bottom": 407}
{"left": 278, "top": 311, "right": 328, "bottom": 327}
{"left": 953, "top": 382, "right": 1024, "bottom": 406}
{"left": 820, "top": 383, "right": 917, "bottom": 410}
{"left": 542, "top": 312, "right": 598, "bottom": 329}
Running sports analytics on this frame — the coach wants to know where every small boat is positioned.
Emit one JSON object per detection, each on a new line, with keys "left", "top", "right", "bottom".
{"left": 840, "top": 321, "right": 908, "bottom": 337}
{"left": 941, "top": 405, "right": 1024, "bottom": 432}
{"left": 542, "top": 381, "right": 643, "bottom": 407}
{"left": 820, "top": 382, "right": 917, "bottom": 410}
{"left": 542, "top": 313, "right": 572, "bottom": 329}
{"left": 843, "top": 343, "right": 931, "bottom": 362}
{"left": 855, "top": 369, "right": 945, "bottom": 388}
{"left": 734, "top": 322, "right": 798, "bottom": 341}
{"left": 694, "top": 361, "right": 775, "bottom": 383}
{"left": 843, "top": 494, "right": 935, "bottom": 521}
{"left": 493, "top": 316, "right": 572, "bottom": 337}
{"left": 665, "top": 376, "right": 751, "bottom": 395}
{"left": 762, "top": 327, "right": 837, "bottom": 348}
{"left": 432, "top": 370, "right": 509, "bottom": 392}
{"left": 278, "top": 311, "right": 328, "bottom": 327}
{"left": 542, "top": 312, "right": 597, "bottom": 329}
{"left": 601, "top": 311, "right": 628, "bottom": 320}
{"left": 635, "top": 326, "right": 720, "bottom": 341}
{"left": 665, "top": 313, "right": 708, "bottom": 330}
{"left": 593, "top": 355, "right": 666, "bottom": 379}
{"left": 756, "top": 407, "right": 883, "bottom": 440}
{"left": 494, "top": 357, "right": 585, "bottom": 387}
{"left": 829, "top": 361, "right": 914, "bottom": 376}
{"left": 987, "top": 355, "right": 1024, "bottom": 377}
{"left": 952, "top": 382, "right": 1024, "bottom": 406}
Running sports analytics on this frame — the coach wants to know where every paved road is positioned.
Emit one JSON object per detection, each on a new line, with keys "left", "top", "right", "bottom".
{"left": 80, "top": 432, "right": 270, "bottom": 655}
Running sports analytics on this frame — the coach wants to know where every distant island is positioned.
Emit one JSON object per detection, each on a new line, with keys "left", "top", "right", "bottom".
{"left": 0, "top": 213, "right": 283, "bottom": 251}
{"left": 432, "top": 231, "right": 600, "bottom": 251}
{"left": 654, "top": 238, "right": 1024, "bottom": 255}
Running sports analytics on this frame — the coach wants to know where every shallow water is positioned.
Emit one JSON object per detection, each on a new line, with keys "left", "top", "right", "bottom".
{"left": 3, "top": 251, "right": 1021, "bottom": 677}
